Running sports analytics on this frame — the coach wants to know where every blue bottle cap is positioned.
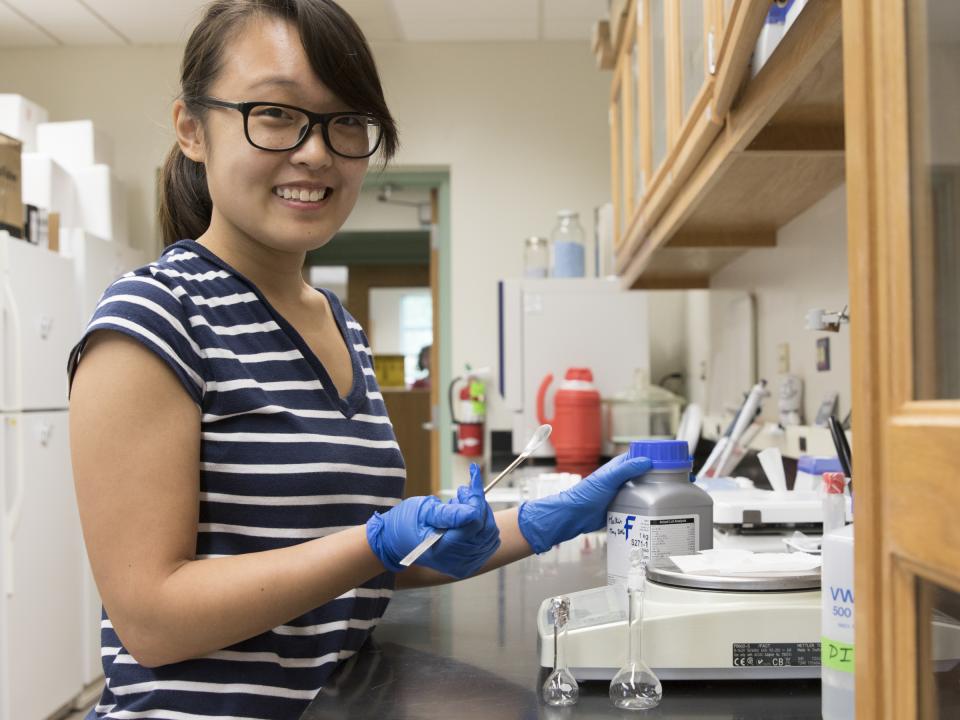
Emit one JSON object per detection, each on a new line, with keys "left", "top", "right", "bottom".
{"left": 628, "top": 440, "right": 692, "bottom": 470}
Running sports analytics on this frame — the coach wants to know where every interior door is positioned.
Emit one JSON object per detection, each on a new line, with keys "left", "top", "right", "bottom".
{"left": 845, "top": 0, "right": 960, "bottom": 717}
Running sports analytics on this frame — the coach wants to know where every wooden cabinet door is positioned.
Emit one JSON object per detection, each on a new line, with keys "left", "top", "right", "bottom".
{"left": 845, "top": 0, "right": 960, "bottom": 717}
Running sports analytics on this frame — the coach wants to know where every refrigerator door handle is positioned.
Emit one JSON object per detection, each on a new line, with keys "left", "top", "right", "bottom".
{"left": 3, "top": 416, "right": 24, "bottom": 596}
{"left": 2, "top": 275, "right": 24, "bottom": 411}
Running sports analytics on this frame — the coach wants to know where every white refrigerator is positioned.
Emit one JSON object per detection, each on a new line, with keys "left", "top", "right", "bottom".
{"left": 1, "top": 231, "right": 85, "bottom": 720}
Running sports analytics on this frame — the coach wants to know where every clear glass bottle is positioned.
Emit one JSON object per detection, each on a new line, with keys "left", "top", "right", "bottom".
{"left": 542, "top": 596, "right": 578, "bottom": 706}
{"left": 609, "top": 575, "right": 662, "bottom": 710}
{"left": 550, "top": 210, "right": 586, "bottom": 278}
{"left": 523, "top": 236, "right": 550, "bottom": 278}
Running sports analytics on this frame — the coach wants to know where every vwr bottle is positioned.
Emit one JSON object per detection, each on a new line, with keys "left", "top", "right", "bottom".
{"left": 606, "top": 440, "right": 713, "bottom": 585}
{"left": 821, "top": 523, "right": 855, "bottom": 720}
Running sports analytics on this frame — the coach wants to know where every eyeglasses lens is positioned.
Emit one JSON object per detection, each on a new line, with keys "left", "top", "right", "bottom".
{"left": 247, "top": 105, "right": 381, "bottom": 157}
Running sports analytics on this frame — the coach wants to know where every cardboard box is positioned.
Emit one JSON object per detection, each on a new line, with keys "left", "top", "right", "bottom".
{"left": 48, "top": 211, "right": 59, "bottom": 253}
{"left": 0, "top": 133, "right": 24, "bottom": 238}
{"left": 373, "top": 354, "right": 407, "bottom": 388}
{"left": 36, "top": 120, "right": 113, "bottom": 174}
{"left": 0, "top": 95, "right": 49, "bottom": 153}
{"left": 73, "top": 164, "right": 127, "bottom": 242}
{"left": 22, "top": 152, "right": 77, "bottom": 227}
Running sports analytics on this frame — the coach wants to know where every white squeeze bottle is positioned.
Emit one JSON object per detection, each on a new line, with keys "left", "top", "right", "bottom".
{"left": 821, "top": 475, "right": 855, "bottom": 720}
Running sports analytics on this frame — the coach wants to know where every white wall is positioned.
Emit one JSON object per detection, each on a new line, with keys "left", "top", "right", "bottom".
{"left": 342, "top": 185, "right": 430, "bottom": 232}
{"left": 688, "top": 184, "right": 851, "bottom": 425}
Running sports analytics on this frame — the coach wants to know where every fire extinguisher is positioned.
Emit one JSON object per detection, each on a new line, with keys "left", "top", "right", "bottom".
{"left": 450, "top": 367, "right": 488, "bottom": 457}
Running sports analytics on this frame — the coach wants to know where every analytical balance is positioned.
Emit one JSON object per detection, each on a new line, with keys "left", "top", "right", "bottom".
{"left": 537, "top": 558, "right": 822, "bottom": 681}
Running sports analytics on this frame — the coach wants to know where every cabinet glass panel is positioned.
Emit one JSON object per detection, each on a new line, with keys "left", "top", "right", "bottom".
{"left": 619, "top": 86, "right": 630, "bottom": 227}
{"left": 650, "top": 0, "right": 668, "bottom": 174}
{"left": 632, "top": 39, "right": 644, "bottom": 202}
{"left": 907, "top": 0, "right": 960, "bottom": 399}
{"left": 681, "top": 0, "right": 706, "bottom": 119}
{"left": 614, "top": 91, "right": 627, "bottom": 242}
{"left": 916, "top": 578, "right": 960, "bottom": 717}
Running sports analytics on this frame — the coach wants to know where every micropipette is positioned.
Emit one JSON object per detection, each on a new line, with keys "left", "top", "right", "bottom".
{"left": 398, "top": 424, "right": 552, "bottom": 568}
{"left": 714, "top": 380, "right": 768, "bottom": 478}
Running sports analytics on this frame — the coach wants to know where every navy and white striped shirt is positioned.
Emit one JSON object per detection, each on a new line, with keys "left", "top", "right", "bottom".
{"left": 68, "top": 239, "right": 405, "bottom": 719}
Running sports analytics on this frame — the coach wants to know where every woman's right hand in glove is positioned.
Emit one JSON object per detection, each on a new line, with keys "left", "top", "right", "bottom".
{"left": 366, "top": 463, "right": 501, "bottom": 579}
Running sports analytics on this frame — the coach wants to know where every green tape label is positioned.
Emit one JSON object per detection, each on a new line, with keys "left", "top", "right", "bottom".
{"left": 821, "top": 637, "right": 855, "bottom": 672}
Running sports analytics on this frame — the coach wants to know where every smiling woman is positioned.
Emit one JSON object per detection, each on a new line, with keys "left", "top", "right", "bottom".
{"left": 66, "top": 1, "right": 654, "bottom": 719}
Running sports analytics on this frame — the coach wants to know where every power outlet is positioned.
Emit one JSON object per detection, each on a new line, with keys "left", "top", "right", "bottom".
{"left": 777, "top": 343, "right": 790, "bottom": 374}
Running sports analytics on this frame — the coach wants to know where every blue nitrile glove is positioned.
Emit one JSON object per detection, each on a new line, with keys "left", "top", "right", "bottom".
{"left": 435, "top": 463, "right": 501, "bottom": 576}
{"left": 517, "top": 453, "right": 653, "bottom": 553}
{"left": 366, "top": 463, "right": 501, "bottom": 578}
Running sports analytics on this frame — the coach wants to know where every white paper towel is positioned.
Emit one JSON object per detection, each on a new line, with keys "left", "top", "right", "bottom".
{"left": 670, "top": 549, "right": 822, "bottom": 576}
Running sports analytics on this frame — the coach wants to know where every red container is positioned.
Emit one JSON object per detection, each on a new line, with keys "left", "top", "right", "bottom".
{"left": 537, "top": 368, "right": 602, "bottom": 476}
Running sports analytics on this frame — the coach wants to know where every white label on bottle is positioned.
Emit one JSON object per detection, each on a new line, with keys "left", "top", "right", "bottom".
{"left": 606, "top": 512, "right": 699, "bottom": 585}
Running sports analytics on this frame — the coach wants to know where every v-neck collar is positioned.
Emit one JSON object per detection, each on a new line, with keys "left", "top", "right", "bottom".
{"left": 171, "top": 240, "right": 367, "bottom": 417}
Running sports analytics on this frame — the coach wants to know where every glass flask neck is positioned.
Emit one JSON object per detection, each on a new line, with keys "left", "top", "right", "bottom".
{"left": 627, "top": 585, "right": 645, "bottom": 664}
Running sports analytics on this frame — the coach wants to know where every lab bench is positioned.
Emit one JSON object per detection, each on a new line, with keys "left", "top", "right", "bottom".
{"left": 301, "top": 548, "right": 821, "bottom": 719}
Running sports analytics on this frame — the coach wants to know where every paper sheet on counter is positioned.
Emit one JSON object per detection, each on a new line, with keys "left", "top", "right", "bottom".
{"left": 670, "top": 549, "right": 822, "bottom": 576}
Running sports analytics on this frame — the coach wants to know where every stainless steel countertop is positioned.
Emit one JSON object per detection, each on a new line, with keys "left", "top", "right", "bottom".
{"left": 301, "top": 544, "right": 821, "bottom": 719}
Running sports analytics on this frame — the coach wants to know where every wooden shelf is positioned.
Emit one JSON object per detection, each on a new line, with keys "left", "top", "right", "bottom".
{"left": 619, "top": 0, "right": 844, "bottom": 289}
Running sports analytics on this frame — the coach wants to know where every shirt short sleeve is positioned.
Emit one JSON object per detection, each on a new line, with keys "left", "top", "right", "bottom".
{"left": 67, "top": 272, "right": 206, "bottom": 406}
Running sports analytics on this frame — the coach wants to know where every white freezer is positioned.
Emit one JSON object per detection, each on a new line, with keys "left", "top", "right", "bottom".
{"left": 498, "top": 278, "right": 652, "bottom": 457}
{"left": 1, "top": 410, "right": 85, "bottom": 720}
{"left": 0, "top": 231, "right": 82, "bottom": 412}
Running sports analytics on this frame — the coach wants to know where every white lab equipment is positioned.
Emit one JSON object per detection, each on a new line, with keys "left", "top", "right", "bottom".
{"left": 1, "top": 232, "right": 84, "bottom": 720}
{"left": 709, "top": 488, "right": 852, "bottom": 553}
{"left": 539, "top": 554, "right": 823, "bottom": 680}
{"left": 0, "top": 230, "right": 150, "bottom": 718}
{"left": 498, "top": 278, "right": 657, "bottom": 457}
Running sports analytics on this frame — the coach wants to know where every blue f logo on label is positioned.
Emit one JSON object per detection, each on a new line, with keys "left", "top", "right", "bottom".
{"left": 624, "top": 515, "right": 636, "bottom": 540}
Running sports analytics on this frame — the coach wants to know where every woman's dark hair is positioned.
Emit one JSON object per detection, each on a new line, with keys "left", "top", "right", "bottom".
{"left": 158, "top": 0, "right": 398, "bottom": 246}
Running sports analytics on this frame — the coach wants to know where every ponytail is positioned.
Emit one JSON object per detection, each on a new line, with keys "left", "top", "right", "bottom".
{"left": 158, "top": 142, "right": 212, "bottom": 247}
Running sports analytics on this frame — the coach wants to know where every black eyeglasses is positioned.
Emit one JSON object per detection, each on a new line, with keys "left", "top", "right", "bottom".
{"left": 195, "top": 97, "right": 383, "bottom": 159}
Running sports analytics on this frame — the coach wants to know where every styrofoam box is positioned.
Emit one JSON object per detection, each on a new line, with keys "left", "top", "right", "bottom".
{"left": 73, "top": 164, "right": 127, "bottom": 242}
{"left": 36, "top": 120, "right": 113, "bottom": 174}
{"left": 0, "top": 94, "right": 49, "bottom": 152}
{"left": 21, "top": 153, "right": 77, "bottom": 227}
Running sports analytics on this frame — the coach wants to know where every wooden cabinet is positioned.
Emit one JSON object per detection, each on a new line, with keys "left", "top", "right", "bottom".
{"left": 611, "top": 0, "right": 844, "bottom": 289}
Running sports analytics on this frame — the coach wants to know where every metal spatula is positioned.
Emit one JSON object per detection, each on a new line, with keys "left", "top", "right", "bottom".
{"left": 398, "top": 424, "right": 552, "bottom": 568}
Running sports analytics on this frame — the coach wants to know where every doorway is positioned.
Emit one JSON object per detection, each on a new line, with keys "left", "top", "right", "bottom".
{"left": 304, "top": 168, "right": 451, "bottom": 496}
